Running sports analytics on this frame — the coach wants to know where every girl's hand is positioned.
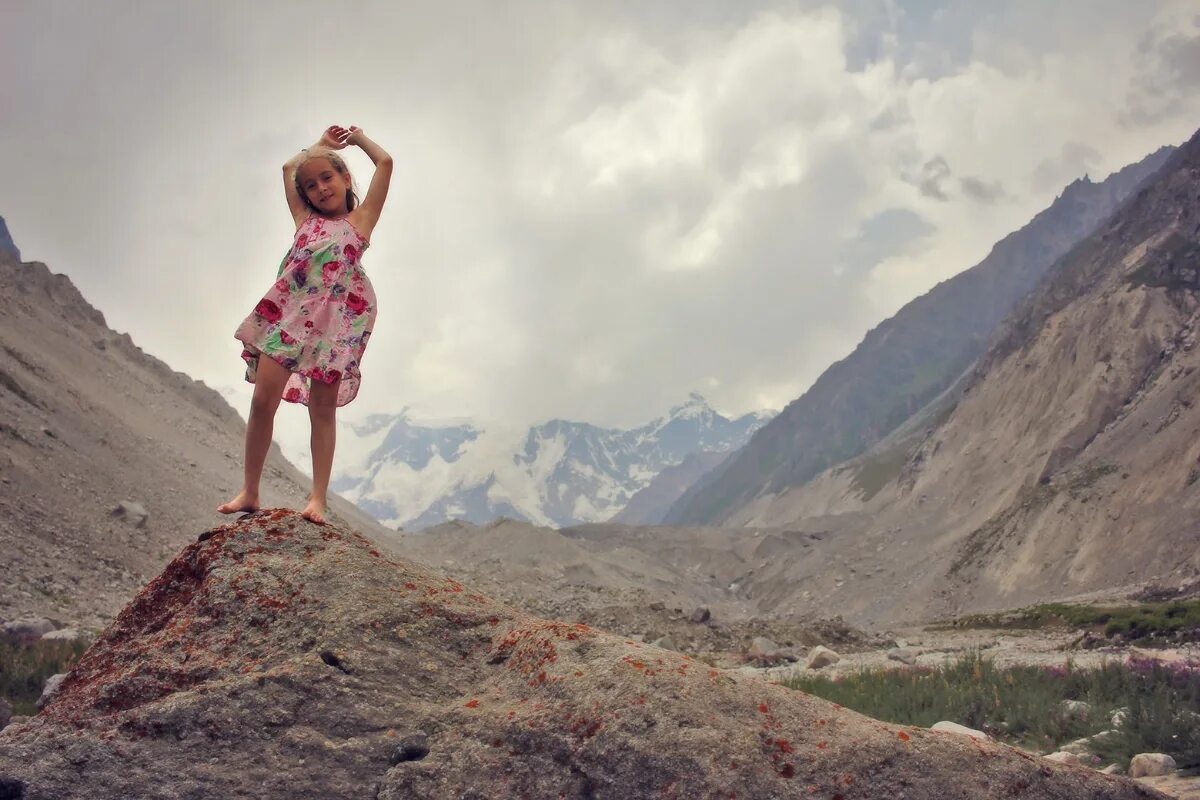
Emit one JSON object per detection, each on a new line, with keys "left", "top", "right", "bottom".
{"left": 318, "top": 125, "right": 352, "bottom": 150}
{"left": 345, "top": 126, "right": 365, "bottom": 146}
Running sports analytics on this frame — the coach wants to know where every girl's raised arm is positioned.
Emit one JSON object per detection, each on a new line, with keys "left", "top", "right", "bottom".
{"left": 283, "top": 127, "right": 351, "bottom": 228}
{"left": 345, "top": 127, "right": 393, "bottom": 238}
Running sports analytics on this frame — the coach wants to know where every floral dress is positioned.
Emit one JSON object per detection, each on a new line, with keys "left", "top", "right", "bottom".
{"left": 235, "top": 213, "right": 377, "bottom": 407}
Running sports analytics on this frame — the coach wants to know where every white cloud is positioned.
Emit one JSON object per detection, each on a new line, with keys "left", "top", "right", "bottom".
{"left": 3, "top": 0, "right": 1198, "bottom": 441}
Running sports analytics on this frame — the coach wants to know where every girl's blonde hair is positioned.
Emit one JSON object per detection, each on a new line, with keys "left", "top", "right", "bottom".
{"left": 294, "top": 148, "right": 361, "bottom": 215}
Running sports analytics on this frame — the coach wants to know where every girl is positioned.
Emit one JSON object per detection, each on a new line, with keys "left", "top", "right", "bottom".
{"left": 218, "top": 124, "right": 392, "bottom": 524}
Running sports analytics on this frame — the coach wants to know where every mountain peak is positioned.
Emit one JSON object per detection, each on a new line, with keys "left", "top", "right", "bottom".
{"left": 0, "top": 215, "right": 21, "bottom": 262}
{"left": 668, "top": 391, "right": 714, "bottom": 419}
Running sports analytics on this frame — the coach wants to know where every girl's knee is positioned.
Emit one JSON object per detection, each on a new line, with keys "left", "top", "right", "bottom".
{"left": 308, "top": 399, "right": 337, "bottom": 422}
{"left": 249, "top": 392, "right": 281, "bottom": 418}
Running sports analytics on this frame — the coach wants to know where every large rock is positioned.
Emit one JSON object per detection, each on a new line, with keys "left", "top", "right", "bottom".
{"left": 887, "top": 647, "right": 922, "bottom": 665}
{"left": 805, "top": 645, "right": 840, "bottom": 669}
{"left": 0, "top": 511, "right": 1168, "bottom": 799}
{"left": 749, "top": 636, "right": 781, "bottom": 659}
{"left": 0, "top": 618, "right": 56, "bottom": 646}
{"left": 930, "top": 721, "right": 990, "bottom": 742}
{"left": 35, "top": 674, "right": 66, "bottom": 711}
{"left": 1130, "top": 753, "right": 1177, "bottom": 778}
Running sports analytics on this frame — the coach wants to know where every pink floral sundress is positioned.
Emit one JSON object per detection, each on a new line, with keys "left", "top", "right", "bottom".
{"left": 235, "top": 213, "right": 377, "bottom": 407}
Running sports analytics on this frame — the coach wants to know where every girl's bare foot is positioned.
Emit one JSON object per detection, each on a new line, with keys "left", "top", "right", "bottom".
{"left": 301, "top": 497, "right": 327, "bottom": 525}
{"left": 217, "top": 490, "right": 260, "bottom": 515}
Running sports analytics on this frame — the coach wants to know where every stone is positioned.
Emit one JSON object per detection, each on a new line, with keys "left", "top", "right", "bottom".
{"left": 1058, "top": 699, "right": 1091, "bottom": 722}
{"left": 887, "top": 647, "right": 921, "bottom": 665}
{"left": 36, "top": 673, "right": 66, "bottom": 710}
{"left": 1044, "top": 752, "right": 1082, "bottom": 766}
{"left": 749, "top": 637, "right": 780, "bottom": 660}
{"left": 650, "top": 635, "right": 677, "bottom": 652}
{"left": 930, "top": 721, "right": 990, "bottom": 741}
{"left": 806, "top": 645, "right": 840, "bottom": 669}
{"left": 689, "top": 607, "right": 711, "bottom": 624}
{"left": 1059, "top": 738, "right": 1093, "bottom": 756}
{"left": 1110, "top": 707, "right": 1129, "bottom": 728}
{"left": 0, "top": 511, "right": 1162, "bottom": 800}
{"left": 1129, "top": 753, "right": 1177, "bottom": 778}
{"left": 111, "top": 500, "right": 149, "bottom": 529}
{"left": 0, "top": 617, "right": 56, "bottom": 645}
{"left": 1100, "top": 765, "right": 1121, "bottom": 775}
{"left": 40, "top": 628, "right": 88, "bottom": 644}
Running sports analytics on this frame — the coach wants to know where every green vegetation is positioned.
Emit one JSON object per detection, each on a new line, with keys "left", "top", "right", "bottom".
{"left": 782, "top": 651, "right": 1200, "bottom": 769}
{"left": 0, "top": 638, "right": 88, "bottom": 716}
{"left": 938, "top": 599, "right": 1200, "bottom": 645}
{"left": 849, "top": 445, "right": 912, "bottom": 502}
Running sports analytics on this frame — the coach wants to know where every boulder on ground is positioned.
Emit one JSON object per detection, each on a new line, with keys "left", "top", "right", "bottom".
{"left": 0, "top": 618, "right": 56, "bottom": 646}
{"left": 1130, "top": 753, "right": 1177, "bottom": 778}
{"left": 110, "top": 500, "right": 148, "bottom": 528}
{"left": 40, "top": 629, "right": 89, "bottom": 644}
{"left": 35, "top": 674, "right": 66, "bottom": 710}
{"left": 887, "top": 647, "right": 921, "bottom": 665}
{"left": 0, "top": 511, "right": 1167, "bottom": 799}
{"left": 749, "top": 637, "right": 780, "bottom": 659}
{"left": 650, "top": 635, "right": 677, "bottom": 652}
{"left": 1044, "top": 752, "right": 1083, "bottom": 766}
{"left": 689, "top": 607, "right": 711, "bottom": 624}
{"left": 930, "top": 721, "right": 990, "bottom": 742}
{"left": 806, "top": 645, "right": 840, "bottom": 669}
{"left": 1058, "top": 699, "right": 1091, "bottom": 722}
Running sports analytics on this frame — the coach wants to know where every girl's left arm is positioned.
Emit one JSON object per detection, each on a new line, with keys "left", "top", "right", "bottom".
{"left": 346, "top": 127, "right": 393, "bottom": 236}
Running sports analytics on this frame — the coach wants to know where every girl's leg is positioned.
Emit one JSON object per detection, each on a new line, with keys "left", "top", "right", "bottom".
{"left": 302, "top": 377, "right": 339, "bottom": 524}
{"left": 217, "top": 355, "right": 292, "bottom": 514}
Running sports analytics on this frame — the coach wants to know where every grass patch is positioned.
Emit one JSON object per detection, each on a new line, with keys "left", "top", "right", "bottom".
{"left": 936, "top": 600, "right": 1200, "bottom": 645}
{"left": 781, "top": 651, "right": 1200, "bottom": 769}
{"left": 0, "top": 638, "right": 89, "bottom": 716}
{"left": 849, "top": 445, "right": 912, "bottom": 502}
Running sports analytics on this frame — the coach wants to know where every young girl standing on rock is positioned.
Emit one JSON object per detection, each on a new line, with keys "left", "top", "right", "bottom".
{"left": 218, "top": 125, "right": 392, "bottom": 524}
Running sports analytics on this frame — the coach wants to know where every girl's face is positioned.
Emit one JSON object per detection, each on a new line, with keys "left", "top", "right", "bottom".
{"left": 298, "top": 158, "right": 351, "bottom": 215}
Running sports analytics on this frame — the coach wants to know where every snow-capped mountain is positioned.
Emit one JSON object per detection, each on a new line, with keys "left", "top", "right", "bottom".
{"left": 329, "top": 393, "right": 775, "bottom": 530}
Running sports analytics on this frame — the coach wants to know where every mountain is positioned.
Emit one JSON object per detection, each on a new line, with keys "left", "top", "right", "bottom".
{"left": 0, "top": 233, "right": 397, "bottom": 630}
{"left": 609, "top": 450, "right": 729, "bottom": 524}
{"left": 0, "top": 216, "right": 18, "bottom": 261}
{"left": 664, "top": 146, "right": 1175, "bottom": 525}
{"left": 0, "top": 511, "right": 1156, "bottom": 800}
{"left": 331, "top": 393, "right": 775, "bottom": 530}
{"left": 711, "top": 128, "right": 1200, "bottom": 623}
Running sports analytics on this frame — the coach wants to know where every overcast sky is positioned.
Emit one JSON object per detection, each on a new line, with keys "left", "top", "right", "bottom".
{"left": 4, "top": 0, "right": 1199, "bottom": 434}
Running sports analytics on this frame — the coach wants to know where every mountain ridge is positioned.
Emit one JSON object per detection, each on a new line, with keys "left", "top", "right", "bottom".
{"left": 664, "top": 146, "right": 1176, "bottom": 525}
{"left": 332, "top": 393, "right": 775, "bottom": 530}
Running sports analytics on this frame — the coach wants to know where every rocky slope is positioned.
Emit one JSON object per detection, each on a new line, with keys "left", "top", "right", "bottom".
{"left": 719, "top": 127, "right": 1200, "bottom": 624}
{"left": 609, "top": 450, "right": 728, "bottom": 524}
{"left": 666, "top": 147, "right": 1174, "bottom": 526}
{"left": 333, "top": 393, "right": 773, "bottom": 530}
{"left": 0, "top": 245, "right": 397, "bottom": 630}
{"left": 0, "top": 511, "right": 1164, "bottom": 799}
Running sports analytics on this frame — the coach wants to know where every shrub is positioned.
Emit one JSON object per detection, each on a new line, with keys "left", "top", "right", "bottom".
{"left": 0, "top": 638, "right": 89, "bottom": 716}
{"left": 782, "top": 651, "right": 1200, "bottom": 767}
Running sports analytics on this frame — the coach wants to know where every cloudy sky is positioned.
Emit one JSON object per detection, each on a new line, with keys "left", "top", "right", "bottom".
{"left": 4, "top": 0, "right": 1199, "bottom": 436}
